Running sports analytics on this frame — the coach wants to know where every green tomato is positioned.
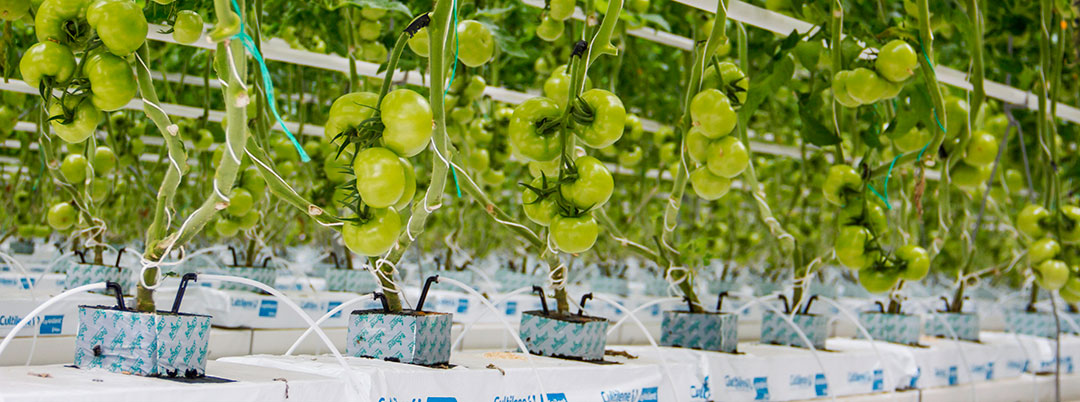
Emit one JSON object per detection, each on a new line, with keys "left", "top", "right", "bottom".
{"left": 690, "top": 167, "right": 732, "bottom": 200}
{"left": 1060, "top": 205, "right": 1080, "bottom": 243}
{"left": 343, "top": 208, "right": 401, "bottom": 256}
{"left": 618, "top": 145, "right": 644, "bottom": 167}
{"left": 240, "top": 167, "right": 266, "bottom": 195}
{"left": 92, "top": 146, "right": 116, "bottom": 175}
{"left": 690, "top": 89, "right": 736, "bottom": 139}
{"left": 623, "top": 113, "right": 643, "bottom": 140}
{"left": 1061, "top": 277, "right": 1080, "bottom": 304}
{"left": 463, "top": 75, "right": 487, "bottom": 100}
{"left": 509, "top": 97, "right": 562, "bottom": 162}
{"left": 33, "top": 225, "right": 52, "bottom": 238}
{"left": 1036, "top": 259, "right": 1069, "bottom": 291}
{"left": 358, "top": 19, "right": 382, "bottom": 41}
{"left": 353, "top": 147, "right": 406, "bottom": 209}
{"left": 361, "top": 42, "right": 387, "bottom": 63}
{"left": 193, "top": 128, "right": 214, "bottom": 151}
{"left": 322, "top": 152, "right": 351, "bottom": 183}
{"left": 61, "top": 153, "right": 88, "bottom": 184}
{"left": 467, "top": 148, "right": 490, "bottom": 172}
{"left": 551, "top": 215, "right": 599, "bottom": 254}
{"left": 215, "top": 217, "right": 240, "bottom": 237}
{"left": 984, "top": 114, "right": 1008, "bottom": 137}
{"left": 89, "top": 179, "right": 108, "bottom": 202}
{"left": 19, "top": 41, "right": 76, "bottom": 89}
{"left": 892, "top": 127, "right": 931, "bottom": 153}
{"left": 549, "top": 0, "right": 574, "bottom": 20}
{"left": 963, "top": 130, "right": 998, "bottom": 166}
{"left": 227, "top": 188, "right": 255, "bottom": 216}
{"left": 716, "top": 61, "right": 748, "bottom": 104}
{"left": 896, "top": 245, "right": 930, "bottom": 281}
{"left": 35, "top": 0, "right": 93, "bottom": 48}
{"left": 522, "top": 177, "right": 558, "bottom": 226}
{"left": 529, "top": 159, "right": 560, "bottom": 178}
{"left": 394, "top": 158, "right": 416, "bottom": 212}
{"left": 822, "top": 165, "right": 862, "bottom": 205}
{"left": 172, "top": 10, "right": 204, "bottom": 45}
{"left": 544, "top": 65, "right": 573, "bottom": 108}
{"left": 838, "top": 201, "right": 887, "bottom": 235}
{"left": 705, "top": 136, "right": 749, "bottom": 178}
{"left": 0, "top": 0, "right": 30, "bottom": 20}
{"left": 686, "top": 127, "right": 711, "bottom": 163}
{"left": 1029, "top": 238, "right": 1061, "bottom": 265}
{"left": 950, "top": 162, "right": 989, "bottom": 190}
{"left": 875, "top": 40, "right": 918, "bottom": 83}
{"left": 836, "top": 225, "right": 876, "bottom": 270}
{"left": 845, "top": 68, "right": 890, "bottom": 104}
{"left": 859, "top": 267, "right": 900, "bottom": 293}
{"left": 86, "top": 0, "right": 148, "bottom": 56}
{"left": 561, "top": 156, "right": 614, "bottom": 209}
{"left": 456, "top": 20, "right": 494, "bottom": 67}
{"left": 238, "top": 210, "right": 260, "bottom": 230}
{"left": 324, "top": 92, "right": 378, "bottom": 144}
{"left": 380, "top": 89, "right": 433, "bottom": 157}
{"left": 1017, "top": 204, "right": 1051, "bottom": 238}
{"left": 536, "top": 15, "right": 563, "bottom": 42}
{"left": 84, "top": 51, "right": 137, "bottom": 111}
{"left": 408, "top": 27, "right": 429, "bottom": 57}
{"left": 1004, "top": 169, "right": 1024, "bottom": 191}
{"left": 47, "top": 202, "right": 77, "bottom": 231}
{"left": 944, "top": 96, "right": 969, "bottom": 138}
{"left": 831, "top": 70, "right": 862, "bottom": 108}
{"left": 360, "top": 8, "right": 386, "bottom": 20}
{"left": 451, "top": 106, "right": 475, "bottom": 124}
{"left": 575, "top": 89, "right": 626, "bottom": 148}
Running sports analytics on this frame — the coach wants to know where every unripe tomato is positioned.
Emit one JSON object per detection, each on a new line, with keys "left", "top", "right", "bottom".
{"left": 716, "top": 61, "right": 748, "bottom": 104}
{"left": 618, "top": 145, "right": 643, "bottom": 167}
{"left": 325, "top": 92, "right": 377, "bottom": 144}
{"left": 896, "top": 245, "right": 930, "bottom": 281}
{"left": 705, "top": 136, "right": 749, "bottom": 178}
{"left": 61, "top": 153, "right": 88, "bottom": 184}
{"left": 353, "top": 147, "right": 406, "bottom": 209}
{"left": 1004, "top": 169, "right": 1024, "bottom": 191}
{"left": 690, "top": 167, "right": 732, "bottom": 200}
{"left": 551, "top": 214, "right": 598, "bottom": 253}
{"left": 92, "top": 146, "right": 116, "bottom": 175}
{"left": 240, "top": 167, "right": 266, "bottom": 195}
{"left": 1029, "top": 238, "right": 1061, "bottom": 265}
{"left": 1060, "top": 205, "right": 1080, "bottom": 243}
{"left": 463, "top": 76, "right": 487, "bottom": 100}
{"left": 1036, "top": 259, "right": 1069, "bottom": 291}
{"left": 1061, "top": 276, "right": 1080, "bottom": 304}
{"left": 963, "top": 130, "right": 998, "bottom": 166}
{"left": 86, "top": 0, "right": 148, "bottom": 56}
{"left": 451, "top": 106, "right": 475, "bottom": 124}
{"left": 875, "top": 40, "right": 918, "bottom": 83}
{"left": 172, "top": 10, "right": 204, "bottom": 45}
{"left": 1017, "top": 204, "right": 1051, "bottom": 238}
{"left": 89, "top": 180, "right": 108, "bottom": 202}
{"left": 193, "top": 129, "right": 215, "bottom": 151}
{"left": 845, "top": 68, "right": 890, "bottom": 104}
{"left": 690, "top": 89, "right": 736, "bottom": 138}
{"left": 892, "top": 127, "right": 931, "bottom": 153}
{"left": 394, "top": 158, "right": 416, "bottom": 212}
{"left": 859, "top": 267, "right": 899, "bottom": 293}
{"left": 47, "top": 202, "right": 77, "bottom": 231}
{"left": 950, "top": 162, "right": 989, "bottom": 190}
{"left": 380, "top": 89, "right": 433, "bottom": 157}
{"left": 831, "top": 71, "right": 861, "bottom": 108}
{"left": 226, "top": 188, "right": 255, "bottom": 216}
{"left": 467, "top": 149, "right": 490, "bottom": 172}
{"left": 536, "top": 15, "right": 563, "bottom": 42}
{"left": 456, "top": 20, "right": 494, "bottom": 67}
{"left": 408, "top": 27, "right": 429, "bottom": 57}
{"left": 623, "top": 113, "right": 643, "bottom": 140}
{"left": 360, "top": 8, "right": 386, "bottom": 20}
{"left": 0, "top": 0, "right": 29, "bottom": 20}
{"left": 528, "top": 159, "right": 560, "bottom": 178}
{"left": 323, "top": 152, "right": 352, "bottom": 183}
{"left": 358, "top": 19, "right": 382, "bottom": 41}
{"left": 361, "top": 42, "right": 387, "bottom": 63}
{"left": 549, "top": 0, "right": 574, "bottom": 21}
{"left": 20, "top": 41, "right": 76, "bottom": 89}
{"left": 509, "top": 97, "right": 562, "bottom": 162}
{"left": 836, "top": 225, "right": 877, "bottom": 270}
{"left": 215, "top": 217, "right": 240, "bottom": 237}
{"left": 984, "top": 114, "right": 1008, "bottom": 137}
{"left": 686, "top": 127, "right": 711, "bottom": 163}
{"left": 576, "top": 89, "right": 626, "bottom": 148}
{"left": 84, "top": 51, "right": 137, "bottom": 111}
{"left": 343, "top": 208, "right": 401, "bottom": 256}
{"left": 944, "top": 96, "right": 969, "bottom": 138}
{"left": 238, "top": 210, "right": 260, "bottom": 230}
{"left": 561, "top": 156, "right": 613, "bottom": 209}
{"left": 522, "top": 178, "right": 557, "bottom": 226}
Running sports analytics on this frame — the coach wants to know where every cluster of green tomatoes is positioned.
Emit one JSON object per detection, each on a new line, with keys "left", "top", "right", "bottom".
{"left": 685, "top": 61, "right": 750, "bottom": 201}
{"left": 1015, "top": 204, "right": 1080, "bottom": 301}
{"left": 832, "top": 40, "right": 917, "bottom": 108}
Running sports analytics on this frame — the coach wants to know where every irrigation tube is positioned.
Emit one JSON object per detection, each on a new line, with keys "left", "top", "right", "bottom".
{"left": 908, "top": 298, "right": 980, "bottom": 401}
{"left": 435, "top": 277, "right": 551, "bottom": 401}
{"left": 284, "top": 294, "right": 375, "bottom": 356}
{"left": 588, "top": 294, "right": 685, "bottom": 402}
{"left": 0, "top": 282, "right": 107, "bottom": 359}
{"left": 198, "top": 274, "right": 361, "bottom": 393}
{"left": 450, "top": 285, "right": 534, "bottom": 351}
{"left": 813, "top": 296, "right": 897, "bottom": 401}
{"left": 605, "top": 297, "right": 683, "bottom": 336}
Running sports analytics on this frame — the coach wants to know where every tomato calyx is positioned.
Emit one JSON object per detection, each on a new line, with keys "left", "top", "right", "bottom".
{"left": 569, "top": 96, "right": 595, "bottom": 125}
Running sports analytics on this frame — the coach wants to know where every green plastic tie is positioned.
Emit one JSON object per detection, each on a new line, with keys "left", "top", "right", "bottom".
{"left": 443, "top": 0, "right": 462, "bottom": 198}
{"left": 229, "top": 0, "right": 310, "bottom": 163}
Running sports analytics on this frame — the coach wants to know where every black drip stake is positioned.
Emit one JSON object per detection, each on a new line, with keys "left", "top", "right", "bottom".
{"left": 329, "top": 252, "right": 340, "bottom": 269}
{"left": 262, "top": 257, "right": 272, "bottom": 268}
{"left": 227, "top": 246, "right": 239, "bottom": 266}
{"left": 114, "top": 247, "right": 126, "bottom": 268}
{"left": 940, "top": 296, "right": 951, "bottom": 312}
{"left": 415, "top": 275, "right": 440, "bottom": 312}
{"left": 105, "top": 282, "right": 125, "bottom": 310}
{"left": 74, "top": 250, "right": 86, "bottom": 264}
{"left": 777, "top": 294, "right": 791, "bottom": 314}
{"left": 802, "top": 295, "right": 819, "bottom": 315}
{"left": 373, "top": 292, "right": 390, "bottom": 313}
{"left": 578, "top": 293, "right": 593, "bottom": 316}
{"left": 716, "top": 291, "right": 730, "bottom": 313}
{"left": 171, "top": 273, "right": 198, "bottom": 314}
{"left": 875, "top": 301, "right": 886, "bottom": 313}
{"left": 532, "top": 286, "right": 549, "bottom": 315}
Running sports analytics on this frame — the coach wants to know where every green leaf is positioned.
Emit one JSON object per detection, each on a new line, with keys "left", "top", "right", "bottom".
{"left": 637, "top": 14, "right": 672, "bottom": 32}
{"left": 327, "top": 0, "right": 411, "bottom": 16}
{"left": 797, "top": 94, "right": 841, "bottom": 147}
{"left": 476, "top": 19, "right": 528, "bottom": 59}
{"left": 474, "top": 5, "right": 516, "bottom": 18}
{"left": 743, "top": 54, "right": 795, "bottom": 117}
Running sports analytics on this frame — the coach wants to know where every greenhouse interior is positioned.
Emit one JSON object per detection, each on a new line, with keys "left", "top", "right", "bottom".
{"left": 0, "top": 0, "right": 1079, "bottom": 400}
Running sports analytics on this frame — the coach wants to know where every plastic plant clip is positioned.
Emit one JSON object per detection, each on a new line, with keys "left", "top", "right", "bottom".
{"left": 415, "top": 275, "right": 440, "bottom": 312}
{"left": 171, "top": 273, "right": 198, "bottom": 314}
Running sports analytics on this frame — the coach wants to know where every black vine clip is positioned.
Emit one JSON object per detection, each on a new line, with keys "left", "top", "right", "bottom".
{"left": 405, "top": 13, "right": 431, "bottom": 37}
{"left": 571, "top": 40, "right": 588, "bottom": 57}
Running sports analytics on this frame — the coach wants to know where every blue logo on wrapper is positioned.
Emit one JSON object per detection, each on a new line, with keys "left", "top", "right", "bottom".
{"left": 753, "top": 377, "right": 770, "bottom": 400}
{"left": 457, "top": 298, "right": 469, "bottom": 313}
{"left": 259, "top": 300, "right": 278, "bottom": 317}
{"left": 327, "top": 301, "right": 342, "bottom": 318}
{"left": 39, "top": 315, "right": 63, "bottom": 334}
{"left": 639, "top": 387, "right": 658, "bottom": 402}
{"left": 505, "top": 301, "right": 517, "bottom": 316}
{"left": 814, "top": 373, "right": 828, "bottom": 397}
{"left": 546, "top": 394, "right": 568, "bottom": 402}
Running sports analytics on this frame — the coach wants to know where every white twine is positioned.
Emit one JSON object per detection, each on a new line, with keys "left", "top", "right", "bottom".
{"left": 547, "top": 263, "right": 568, "bottom": 290}
{"left": 222, "top": 41, "right": 248, "bottom": 92}
{"left": 212, "top": 178, "right": 231, "bottom": 203}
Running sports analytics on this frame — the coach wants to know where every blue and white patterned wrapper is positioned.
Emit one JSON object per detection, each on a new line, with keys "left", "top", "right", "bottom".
{"left": 519, "top": 311, "right": 609, "bottom": 361}
{"left": 73, "top": 306, "right": 211, "bottom": 377}
{"left": 325, "top": 269, "right": 379, "bottom": 293}
{"left": 213, "top": 266, "right": 277, "bottom": 293}
{"left": 858, "top": 312, "right": 921, "bottom": 345}
{"left": 346, "top": 310, "right": 452, "bottom": 366}
{"left": 923, "top": 312, "right": 980, "bottom": 342}
{"left": 590, "top": 276, "right": 629, "bottom": 296}
{"left": 494, "top": 270, "right": 545, "bottom": 293}
{"left": 644, "top": 279, "right": 669, "bottom": 297}
{"left": 760, "top": 311, "right": 828, "bottom": 349}
{"left": 660, "top": 311, "right": 738, "bottom": 353}
{"left": 65, "top": 264, "right": 134, "bottom": 294}
{"left": 310, "top": 263, "right": 334, "bottom": 279}
{"left": 1004, "top": 311, "right": 1059, "bottom": 338}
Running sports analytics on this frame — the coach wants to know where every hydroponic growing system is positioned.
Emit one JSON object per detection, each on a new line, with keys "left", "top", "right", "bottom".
{"left": 0, "top": 0, "right": 1079, "bottom": 400}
